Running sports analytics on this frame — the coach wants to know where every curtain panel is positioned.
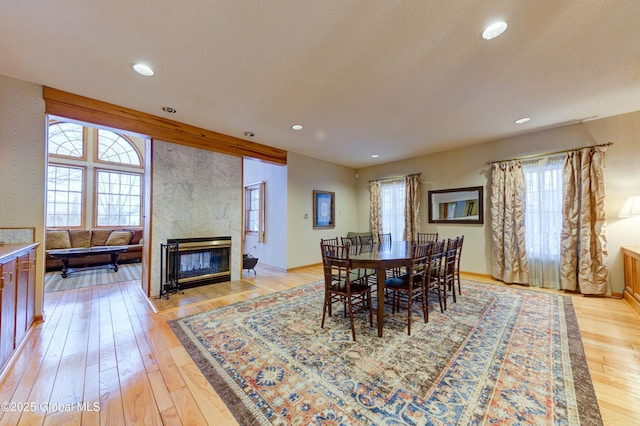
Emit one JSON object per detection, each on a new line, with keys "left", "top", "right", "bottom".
{"left": 560, "top": 146, "right": 609, "bottom": 294}
{"left": 490, "top": 161, "right": 529, "bottom": 283}
{"left": 369, "top": 181, "right": 382, "bottom": 238}
{"left": 403, "top": 175, "right": 421, "bottom": 242}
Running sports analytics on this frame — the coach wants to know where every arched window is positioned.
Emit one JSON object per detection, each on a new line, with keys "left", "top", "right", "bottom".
{"left": 46, "top": 121, "right": 144, "bottom": 228}
{"left": 48, "top": 122, "right": 85, "bottom": 158}
{"left": 96, "top": 129, "right": 141, "bottom": 166}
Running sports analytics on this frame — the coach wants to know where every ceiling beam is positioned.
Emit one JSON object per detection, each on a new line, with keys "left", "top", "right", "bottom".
{"left": 43, "top": 86, "right": 287, "bottom": 165}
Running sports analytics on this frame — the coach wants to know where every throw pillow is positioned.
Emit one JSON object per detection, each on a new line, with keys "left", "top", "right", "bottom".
{"left": 105, "top": 231, "right": 132, "bottom": 246}
{"left": 128, "top": 229, "right": 143, "bottom": 245}
{"left": 69, "top": 229, "right": 91, "bottom": 248}
{"left": 45, "top": 230, "right": 71, "bottom": 250}
{"left": 90, "top": 229, "right": 113, "bottom": 246}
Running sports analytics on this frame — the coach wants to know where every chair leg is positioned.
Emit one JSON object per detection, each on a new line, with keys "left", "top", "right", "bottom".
{"left": 407, "top": 294, "right": 412, "bottom": 336}
{"left": 348, "top": 297, "right": 356, "bottom": 341}
{"left": 450, "top": 279, "right": 457, "bottom": 303}
{"left": 321, "top": 294, "right": 329, "bottom": 328}
{"left": 422, "top": 285, "right": 429, "bottom": 323}
{"left": 367, "top": 291, "right": 373, "bottom": 327}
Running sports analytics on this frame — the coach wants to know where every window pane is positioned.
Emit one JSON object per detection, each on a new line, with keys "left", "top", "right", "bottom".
{"left": 48, "top": 122, "right": 84, "bottom": 158}
{"left": 96, "top": 170, "right": 142, "bottom": 226}
{"left": 97, "top": 130, "right": 141, "bottom": 166}
{"left": 380, "top": 180, "right": 405, "bottom": 242}
{"left": 46, "top": 165, "right": 84, "bottom": 227}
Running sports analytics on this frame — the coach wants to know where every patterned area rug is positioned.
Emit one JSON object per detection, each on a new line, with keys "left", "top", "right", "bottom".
{"left": 169, "top": 280, "right": 602, "bottom": 425}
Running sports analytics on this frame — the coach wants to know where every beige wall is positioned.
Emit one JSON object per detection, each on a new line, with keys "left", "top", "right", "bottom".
{"left": 0, "top": 75, "right": 46, "bottom": 316}
{"left": 356, "top": 112, "right": 640, "bottom": 295}
{"left": 286, "top": 152, "right": 359, "bottom": 268}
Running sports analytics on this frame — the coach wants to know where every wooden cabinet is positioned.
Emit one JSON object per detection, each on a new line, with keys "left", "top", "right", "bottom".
{"left": 0, "top": 257, "right": 17, "bottom": 367}
{"left": 0, "top": 243, "right": 38, "bottom": 370}
{"left": 622, "top": 246, "right": 640, "bottom": 317}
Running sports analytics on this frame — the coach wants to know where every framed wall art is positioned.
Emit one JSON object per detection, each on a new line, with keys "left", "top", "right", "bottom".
{"left": 313, "top": 190, "right": 335, "bottom": 229}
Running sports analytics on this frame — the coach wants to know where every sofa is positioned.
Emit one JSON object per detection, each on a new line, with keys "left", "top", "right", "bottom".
{"left": 45, "top": 228, "right": 143, "bottom": 271}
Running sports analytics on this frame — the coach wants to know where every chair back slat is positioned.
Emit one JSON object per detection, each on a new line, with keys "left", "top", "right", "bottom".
{"left": 417, "top": 232, "right": 439, "bottom": 243}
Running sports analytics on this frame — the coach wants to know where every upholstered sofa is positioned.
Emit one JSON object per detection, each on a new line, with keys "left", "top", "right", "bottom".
{"left": 45, "top": 228, "right": 143, "bottom": 271}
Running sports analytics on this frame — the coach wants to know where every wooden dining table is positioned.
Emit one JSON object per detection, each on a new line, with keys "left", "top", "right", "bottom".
{"left": 350, "top": 242, "right": 415, "bottom": 337}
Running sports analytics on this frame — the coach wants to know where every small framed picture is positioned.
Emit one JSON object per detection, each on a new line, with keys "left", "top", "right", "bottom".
{"left": 313, "top": 190, "right": 335, "bottom": 229}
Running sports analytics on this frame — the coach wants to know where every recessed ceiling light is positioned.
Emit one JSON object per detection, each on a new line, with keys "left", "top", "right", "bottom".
{"left": 514, "top": 117, "right": 530, "bottom": 124}
{"left": 482, "top": 21, "right": 508, "bottom": 40}
{"left": 371, "top": 154, "right": 379, "bottom": 158}
{"left": 291, "top": 124, "right": 303, "bottom": 130}
{"left": 162, "top": 106, "right": 176, "bottom": 113}
{"left": 132, "top": 63, "right": 155, "bottom": 76}
{"left": 243, "top": 131, "right": 255, "bottom": 137}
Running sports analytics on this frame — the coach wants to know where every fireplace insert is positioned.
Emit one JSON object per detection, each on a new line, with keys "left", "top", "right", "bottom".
{"left": 160, "top": 236, "right": 231, "bottom": 298}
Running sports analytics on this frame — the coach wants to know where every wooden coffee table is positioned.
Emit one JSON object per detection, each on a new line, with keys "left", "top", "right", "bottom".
{"left": 47, "top": 246, "right": 128, "bottom": 278}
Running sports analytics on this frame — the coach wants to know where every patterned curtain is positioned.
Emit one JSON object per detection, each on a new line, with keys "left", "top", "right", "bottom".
{"left": 490, "top": 161, "right": 529, "bottom": 283}
{"left": 403, "top": 175, "right": 421, "bottom": 241}
{"left": 560, "top": 146, "right": 609, "bottom": 294}
{"left": 369, "top": 181, "right": 382, "bottom": 238}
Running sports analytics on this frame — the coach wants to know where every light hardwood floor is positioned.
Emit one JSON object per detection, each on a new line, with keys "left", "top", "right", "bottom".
{"left": 0, "top": 265, "right": 638, "bottom": 425}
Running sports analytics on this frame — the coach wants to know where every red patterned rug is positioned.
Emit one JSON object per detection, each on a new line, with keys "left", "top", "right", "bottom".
{"left": 169, "top": 280, "right": 602, "bottom": 425}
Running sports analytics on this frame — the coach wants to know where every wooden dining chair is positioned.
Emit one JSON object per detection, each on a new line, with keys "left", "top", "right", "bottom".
{"left": 453, "top": 235, "right": 464, "bottom": 296}
{"left": 427, "top": 239, "right": 446, "bottom": 313}
{"left": 321, "top": 237, "right": 339, "bottom": 246}
{"left": 320, "top": 243, "right": 373, "bottom": 341}
{"left": 384, "top": 242, "right": 431, "bottom": 335}
{"left": 417, "top": 232, "right": 439, "bottom": 243}
{"left": 358, "top": 234, "right": 374, "bottom": 252}
{"left": 440, "top": 238, "right": 459, "bottom": 307}
{"left": 378, "top": 233, "right": 392, "bottom": 245}
{"left": 341, "top": 237, "right": 376, "bottom": 288}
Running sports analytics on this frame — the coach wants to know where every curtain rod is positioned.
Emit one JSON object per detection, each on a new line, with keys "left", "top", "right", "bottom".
{"left": 369, "top": 172, "right": 421, "bottom": 183}
{"left": 486, "top": 142, "right": 613, "bottom": 165}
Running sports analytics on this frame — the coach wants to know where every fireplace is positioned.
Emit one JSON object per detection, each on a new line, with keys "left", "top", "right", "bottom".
{"left": 160, "top": 236, "right": 231, "bottom": 298}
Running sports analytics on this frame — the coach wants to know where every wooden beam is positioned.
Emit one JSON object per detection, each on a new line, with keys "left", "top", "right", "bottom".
{"left": 42, "top": 87, "right": 287, "bottom": 165}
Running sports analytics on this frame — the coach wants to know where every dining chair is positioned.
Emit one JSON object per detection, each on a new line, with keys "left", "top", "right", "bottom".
{"left": 341, "top": 237, "right": 376, "bottom": 288}
{"left": 427, "top": 239, "right": 446, "bottom": 312}
{"left": 320, "top": 243, "right": 373, "bottom": 341}
{"left": 384, "top": 242, "right": 431, "bottom": 335}
{"left": 342, "top": 235, "right": 359, "bottom": 248}
{"left": 321, "top": 237, "right": 339, "bottom": 246}
{"left": 378, "top": 233, "right": 392, "bottom": 245}
{"left": 358, "top": 234, "right": 374, "bottom": 252}
{"left": 417, "top": 232, "right": 439, "bottom": 243}
{"left": 440, "top": 238, "right": 459, "bottom": 307}
{"left": 453, "top": 235, "right": 464, "bottom": 296}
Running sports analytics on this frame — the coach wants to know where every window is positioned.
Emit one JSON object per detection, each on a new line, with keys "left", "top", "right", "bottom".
{"left": 95, "top": 170, "right": 142, "bottom": 226}
{"left": 48, "top": 121, "right": 85, "bottom": 159}
{"left": 46, "top": 120, "right": 144, "bottom": 229}
{"left": 244, "top": 182, "right": 265, "bottom": 242}
{"left": 380, "top": 179, "right": 405, "bottom": 242}
{"left": 96, "top": 129, "right": 141, "bottom": 166}
{"left": 46, "top": 164, "right": 84, "bottom": 227}
{"left": 522, "top": 156, "right": 564, "bottom": 287}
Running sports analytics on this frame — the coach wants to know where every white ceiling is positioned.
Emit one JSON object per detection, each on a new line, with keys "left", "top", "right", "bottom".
{"left": 2, "top": 1, "right": 640, "bottom": 168}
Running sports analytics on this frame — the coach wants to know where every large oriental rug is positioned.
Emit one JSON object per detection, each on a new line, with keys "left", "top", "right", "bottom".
{"left": 169, "top": 280, "right": 602, "bottom": 425}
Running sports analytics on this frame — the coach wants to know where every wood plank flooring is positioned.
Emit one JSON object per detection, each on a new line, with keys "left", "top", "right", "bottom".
{"left": 0, "top": 265, "right": 638, "bottom": 425}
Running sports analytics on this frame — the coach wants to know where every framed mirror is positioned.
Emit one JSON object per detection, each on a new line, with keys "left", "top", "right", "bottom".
{"left": 313, "top": 190, "right": 335, "bottom": 229}
{"left": 428, "top": 186, "right": 483, "bottom": 224}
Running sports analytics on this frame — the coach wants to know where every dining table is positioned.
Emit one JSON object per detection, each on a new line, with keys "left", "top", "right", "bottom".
{"left": 350, "top": 242, "right": 415, "bottom": 337}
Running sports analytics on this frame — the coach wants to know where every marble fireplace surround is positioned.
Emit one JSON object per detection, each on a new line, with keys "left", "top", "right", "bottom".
{"left": 151, "top": 140, "right": 242, "bottom": 297}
